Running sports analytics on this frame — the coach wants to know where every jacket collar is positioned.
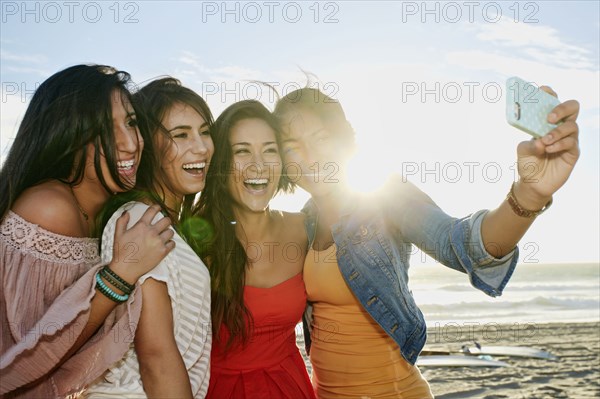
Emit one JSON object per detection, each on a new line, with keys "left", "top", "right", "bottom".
{"left": 301, "top": 189, "right": 360, "bottom": 218}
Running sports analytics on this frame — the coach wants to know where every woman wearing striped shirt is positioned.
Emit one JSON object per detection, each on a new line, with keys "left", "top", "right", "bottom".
{"left": 85, "top": 77, "right": 214, "bottom": 398}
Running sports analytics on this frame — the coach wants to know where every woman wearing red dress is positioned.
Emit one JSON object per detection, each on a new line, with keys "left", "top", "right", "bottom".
{"left": 194, "top": 100, "right": 315, "bottom": 399}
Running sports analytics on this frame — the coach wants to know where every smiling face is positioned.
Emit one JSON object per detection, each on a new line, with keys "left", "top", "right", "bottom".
{"left": 227, "top": 118, "right": 282, "bottom": 213}
{"left": 87, "top": 89, "right": 144, "bottom": 193}
{"left": 280, "top": 108, "right": 347, "bottom": 197}
{"left": 155, "top": 102, "right": 213, "bottom": 209}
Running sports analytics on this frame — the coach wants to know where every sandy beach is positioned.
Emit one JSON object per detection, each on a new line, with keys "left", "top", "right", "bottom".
{"left": 298, "top": 321, "right": 599, "bottom": 398}
{"left": 421, "top": 321, "right": 599, "bottom": 398}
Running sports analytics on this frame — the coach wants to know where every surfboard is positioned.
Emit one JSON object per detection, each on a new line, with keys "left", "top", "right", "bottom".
{"left": 422, "top": 344, "right": 558, "bottom": 360}
{"left": 416, "top": 355, "right": 510, "bottom": 368}
{"left": 459, "top": 345, "right": 558, "bottom": 360}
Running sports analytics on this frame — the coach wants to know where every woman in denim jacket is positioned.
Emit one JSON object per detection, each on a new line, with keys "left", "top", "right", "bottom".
{"left": 273, "top": 87, "right": 580, "bottom": 398}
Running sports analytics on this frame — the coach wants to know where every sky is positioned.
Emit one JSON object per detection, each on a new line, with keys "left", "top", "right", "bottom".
{"left": 1, "top": 0, "right": 599, "bottom": 264}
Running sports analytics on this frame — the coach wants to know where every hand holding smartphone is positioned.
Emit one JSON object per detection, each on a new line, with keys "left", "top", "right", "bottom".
{"left": 506, "top": 76, "right": 561, "bottom": 138}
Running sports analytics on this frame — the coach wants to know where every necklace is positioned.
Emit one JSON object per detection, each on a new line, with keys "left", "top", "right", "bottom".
{"left": 69, "top": 185, "right": 89, "bottom": 222}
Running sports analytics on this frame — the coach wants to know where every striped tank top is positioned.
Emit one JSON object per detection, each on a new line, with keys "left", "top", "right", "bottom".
{"left": 84, "top": 202, "right": 212, "bottom": 398}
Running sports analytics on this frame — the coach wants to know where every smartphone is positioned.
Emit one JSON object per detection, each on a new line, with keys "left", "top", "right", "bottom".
{"left": 506, "top": 76, "right": 561, "bottom": 138}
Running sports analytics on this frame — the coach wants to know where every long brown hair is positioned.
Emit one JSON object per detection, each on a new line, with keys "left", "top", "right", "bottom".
{"left": 0, "top": 64, "right": 135, "bottom": 221}
{"left": 194, "top": 100, "right": 288, "bottom": 350}
{"left": 97, "top": 78, "right": 214, "bottom": 239}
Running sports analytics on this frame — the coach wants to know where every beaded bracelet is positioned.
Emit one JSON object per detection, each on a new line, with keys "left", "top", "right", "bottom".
{"left": 506, "top": 182, "right": 553, "bottom": 218}
{"left": 99, "top": 267, "right": 132, "bottom": 295}
{"left": 95, "top": 273, "right": 129, "bottom": 303}
{"left": 102, "top": 265, "right": 135, "bottom": 292}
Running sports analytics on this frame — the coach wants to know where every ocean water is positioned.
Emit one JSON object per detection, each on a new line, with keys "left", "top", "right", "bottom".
{"left": 408, "top": 262, "right": 600, "bottom": 327}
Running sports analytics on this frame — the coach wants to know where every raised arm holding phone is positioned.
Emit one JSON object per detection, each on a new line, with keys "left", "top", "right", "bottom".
{"left": 272, "top": 81, "right": 580, "bottom": 398}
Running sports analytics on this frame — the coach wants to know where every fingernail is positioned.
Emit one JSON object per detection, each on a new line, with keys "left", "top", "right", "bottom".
{"left": 543, "top": 133, "right": 553, "bottom": 143}
{"left": 548, "top": 113, "right": 557, "bottom": 122}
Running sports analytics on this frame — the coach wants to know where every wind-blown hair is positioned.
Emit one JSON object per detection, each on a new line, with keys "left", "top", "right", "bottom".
{"left": 0, "top": 64, "right": 136, "bottom": 221}
{"left": 97, "top": 77, "right": 214, "bottom": 238}
{"left": 272, "top": 87, "right": 355, "bottom": 190}
{"left": 273, "top": 87, "right": 354, "bottom": 144}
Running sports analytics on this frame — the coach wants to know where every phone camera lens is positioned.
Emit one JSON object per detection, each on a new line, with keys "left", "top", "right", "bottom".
{"left": 514, "top": 102, "right": 521, "bottom": 120}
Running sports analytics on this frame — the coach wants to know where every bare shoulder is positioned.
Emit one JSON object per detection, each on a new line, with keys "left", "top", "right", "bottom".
{"left": 279, "top": 210, "right": 306, "bottom": 227}
{"left": 11, "top": 181, "right": 85, "bottom": 237}
{"left": 275, "top": 211, "right": 307, "bottom": 242}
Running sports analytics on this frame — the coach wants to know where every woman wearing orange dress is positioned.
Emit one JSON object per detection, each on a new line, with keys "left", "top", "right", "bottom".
{"left": 273, "top": 86, "right": 580, "bottom": 398}
{"left": 195, "top": 100, "right": 315, "bottom": 399}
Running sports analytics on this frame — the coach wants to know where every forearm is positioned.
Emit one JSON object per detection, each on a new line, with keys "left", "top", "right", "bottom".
{"left": 139, "top": 352, "right": 193, "bottom": 399}
{"left": 481, "top": 181, "right": 552, "bottom": 258}
{"left": 64, "top": 261, "right": 138, "bottom": 359}
{"left": 62, "top": 291, "right": 119, "bottom": 359}
{"left": 71, "top": 200, "right": 177, "bottom": 356}
{"left": 13, "top": 268, "right": 125, "bottom": 393}
{"left": 135, "top": 278, "right": 191, "bottom": 398}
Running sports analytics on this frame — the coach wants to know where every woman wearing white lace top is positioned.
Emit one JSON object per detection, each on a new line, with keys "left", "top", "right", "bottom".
{"left": 84, "top": 77, "right": 214, "bottom": 398}
{"left": 0, "top": 64, "right": 174, "bottom": 398}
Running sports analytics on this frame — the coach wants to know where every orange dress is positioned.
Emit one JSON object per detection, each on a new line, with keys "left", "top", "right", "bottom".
{"left": 304, "top": 244, "right": 433, "bottom": 398}
{"left": 207, "top": 273, "right": 315, "bottom": 399}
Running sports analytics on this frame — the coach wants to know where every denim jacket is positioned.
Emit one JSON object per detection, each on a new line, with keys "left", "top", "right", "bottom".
{"left": 301, "top": 176, "right": 518, "bottom": 365}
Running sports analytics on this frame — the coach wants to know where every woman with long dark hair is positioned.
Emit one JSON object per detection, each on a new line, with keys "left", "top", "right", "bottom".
{"left": 196, "top": 100, "right": 315, "bottom": 398}
{"left": 85, "top": 77, "right": 214, "bottom": 398}
{"left": 0, "top": 65, "right": 174, "bottom": 398}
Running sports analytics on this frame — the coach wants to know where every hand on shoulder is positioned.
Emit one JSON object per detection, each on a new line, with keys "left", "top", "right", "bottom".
{"left": 107, "top": 203, "right": 175, "bottom": 284}
{"left": 114, "top": 201, "right": 165, "bottom": 229}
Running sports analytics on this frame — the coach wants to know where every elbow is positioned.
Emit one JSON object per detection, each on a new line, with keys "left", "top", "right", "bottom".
{"left": 136, "top": 340, "right": 181, "bottom": 382}
{"left": 137, "top": 350, "right": 169, "bottom": 382}
{"left": 483, "top": 241, "right": 515, "bottom": 259}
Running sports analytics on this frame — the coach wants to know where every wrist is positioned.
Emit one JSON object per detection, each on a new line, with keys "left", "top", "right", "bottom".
{"left": 95, "top": 272, "right": 129, "bottom": 303}
{"left": 507, "top": 182, "right": 553, "bottom": 218}
{"left": 98, "top": 274, "right": 126, "bottom": 295}
{"left": 513, "top": 181, "right": 552, "bottom": 211}
{"left": 107, "top": 262, "right": 139, "bottom": 286}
